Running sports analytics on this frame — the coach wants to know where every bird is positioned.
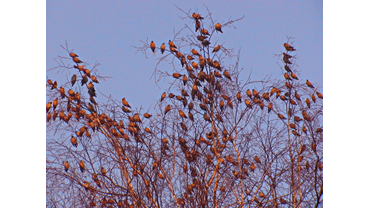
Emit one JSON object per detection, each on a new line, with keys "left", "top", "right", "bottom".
{"left": 200, "top": 28, "right": 210, "bottom": 36}
{"left": 168, "top": 40, "right": 176, "bottom": 48}
{"left": 71, "top": 74, "right": 77, "bottom": 86}
{"left": 160, "top": 43, "right": 165, "bottom": 54}
{"left": 91, "top": 75, "right": 99, "bottom": 83}
{"left": 215, "top": 23, "right": 223, "bottom": 33}
{"left": 316, "top": 91, "right": 323, "bottom": 99}
{"left": 144, "top": 113, "right": 152, "bottom": 119}
{"left": 71, "top": 136, "right": 77, "bottom": 147}
{"left": 101, "top": 167, "right": 107, "bottom": 176}
{"left": 191, "top": 62, "right": 199, "bottom": 69}
{"left": 283, "top": 53, "right": 292, "bottom": 64}
{"left": 312, "top": 94, "right": 316, "bottom": 103}
{"left": 283, "top": 43, "right": 296, "bottom": 51}
{"left": 295, "top": 91, "right": 301, "bottom": 101}
{"left": 284, "top": 73, "right": 292, "bottom": 80}
{"left": 52, "top": 99, "right": 58, "bottom": 110}
{"left": 180, "top": 122, "right": 188, "bottom": 131}
{"left": 195, "top": 20, "right": 200, "bottom": 32}
{"left": 191, "top": 49, "right": 200, "bottom": 56}
{"left": 179, "top": 110, "right": 187, "bottom": 118}
{"left": 81, "top": 75, "right": 88, "bottom": 86}
{"left": 173, "top": 73, "right": 181, "bottom": 78}
{"left": 254, "top": 156, "right": 261, "bottom": 163}
{"left": 236, "top": 92, "right": 242, "bottom": 102}
{"left": 291, "top": 73, "right": 298, "bottom": 80}
{"left": 182, "top": 75, "right": 188, "bottom": 85}
{"left": 306, "top": 98, "right": 311, "bottom": 108}
{"left": 268, "top": 103, "right": 273, "bottom": 113}
{"left": 192, "top": 12, "right": 204, "bottom": 20}
{"left": 160, "top": 92, "right": 166, "bottom": 102}
{"left": 212, "top": 45, "right": 220, "bottom": 53}
{"left": 278, "top": 114, "right": 286, "bottom": 120}
{"left": 150, "top": 41, "right": 155, "bottom": 53}
{"left": 122, "top": 98, "right": 131, "bottom": 108}
{"left": 306, "top": 80, "right": 314, "bottom": 88}
{"left": 284, "top": 65, "right": 292, "bottom": 72}
{"left": 69, "top": 52, "right": 78, "bottom": 58}
{"left": 64, "top": 161, "right": 69, "bottom": 172}
{"left": 46, "top": 102, "right": 52, "bottom": 113}
{"left": 244, "top": 99, "right": 252, "bottom": 108}
{"left": 73, "top": 57, "right": 83, "bottom": 64}
{"left": 164, "top": 105, "right": 171, "bottom": 114}
{"left": 246, "top": 89, "right": 252, "bottom": 98}
{"left": 223, "top": 70, "right": 231, "bottom": 80}
{"left": 79, "top": 161, "right": 85, "bottom": 172}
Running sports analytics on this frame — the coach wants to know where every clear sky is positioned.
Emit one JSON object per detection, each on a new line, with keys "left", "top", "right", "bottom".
{"left": 46, "top": 0, "right": 323, "bottom": 111}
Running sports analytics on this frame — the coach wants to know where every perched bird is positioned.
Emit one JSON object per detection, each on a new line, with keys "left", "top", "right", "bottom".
{"left": 278, "top": 114, "right": 286, "bottom": 120}
{"left": 164, "top": 105, "right": 171, "bottom": 114}
{"left": 250, "top": 163, "right": 255, "bottom": 172}
{"left": 64, "top": 161, "right": 69, "bottom": 172}
{"left": 168, "top": 40, "right": 176, "bottom": 48}
{"left": 312, "top": 94, "right": 316, "bottom": 103}
{"left": 180, "top": 122, "right": 188, "bottom": 131}
{"left": 195, "top": 20, "right": 200, "bottom": 32}
{"left": 191, "top": 49, "right": 200, "bottom": 56}
{"left": 144, "top": 113, "right": 152, "bottom": 119}
{"left": 316, "top": 91, "right": 323, "bottom": 99}
{"left": 71, "top": 136, "right": 77, "bottom": 147}
{"left": 223, "top": 70, "right": 231, "bottom": 80}
{"left": 182, "top": 75, "right": 188, "bottom": 85}
{"left": 283, "top": 53, "right": 292, "bottom": 64}
{"left": 160, "top": 43, "right": 165, "bottom": 54}
{"left": 53, "top": 98, "right": 58, "bottom": 110}
{"left": 160, "top": 92, "right": 166, "bottom": 102}
{"left": 236, "top": 92, "right": 242, "bottom": 102}
{"left": 91, "top": 75, "right": 99, "bottom": 83}
{"left": 215, "top": 23, "right": 223, "bottom": 33}
{"left": 179, "top": 110, "right": 187, "bottom": 118}
{"left": 69, "top": 52, "right": 78, "bottom": 58}
{"left": 283, "top": 43, "right": 296, "bottom": 51}
{"left": 73, "top": 57, "right": 83, "bottom": 64}
{"left": 291, "top": 73, "right": 298, "bottom": 80}
{"left": 244, "top": 99, "right": 252, "bottom": 108}
{"left": 81, "top": 75, "right": 88, "bottom": 86}
{"left": 173, "top": 73, "right": 181, "bottom": 78}
{"left": 284, "top": 73, "right": 292, "bottom": 80}
{"left": 79, "top": 160, "right": 85, "bottom": 173}
{"left": 284, "top": 65, "right": 292, "bottom": 72}
{"left": 192, "top": 12, "right": 204, "bottom": 20}
{"left": 200, "top": 28, "right": 210, "bottom": 36}
{"left": 150, "top": 41, "right": 156, "bottom": 53}
{"left": 191, "top": 62, "right": 199, "bottom": 69}
{"left": 101, "top": 167, "right": 107, "bottom": 176}
{"left": 71, "top": 74, "right": 77, "bottom": 86}
{"left": 306, "top": 98, "right": 311, "bottom": 108}
{"left": 122, "top": 98, "right": 131, "bottom": 108}
{"left": 46, "top": 102, "right": 52, "bottom": 113}
{"left": 212, "top": 45, "right": 220, "bottom": 53}
{"left": 268, "top": 103, "right": 273, "bottom": 113}
{"left": 252, "top": 89, "right": 259, "bottom": 98}
{"left": 294, "top": 91, "right": 301, "bottom": 101}
{"left": 254, "top": 156, "right": 261, "bottom": 164}
{"left": 246, "top": 89, "right": 252, "bottom": 98}
{"left": 306, "top": 80, "right": 314, "bottom": 88}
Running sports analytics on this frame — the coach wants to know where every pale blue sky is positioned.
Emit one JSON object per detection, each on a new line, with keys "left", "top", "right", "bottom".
{"left": 47, "top": 0, "right": 323, "bottom": 111}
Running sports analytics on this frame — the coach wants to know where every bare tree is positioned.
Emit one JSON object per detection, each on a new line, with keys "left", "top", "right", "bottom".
{"left": 47, "top": 8, "right": 322, "bottom": 208}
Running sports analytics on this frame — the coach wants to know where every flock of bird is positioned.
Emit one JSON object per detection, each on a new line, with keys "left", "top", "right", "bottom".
{"left": 47, "top": 12, "right": 322, "bottom": 203}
